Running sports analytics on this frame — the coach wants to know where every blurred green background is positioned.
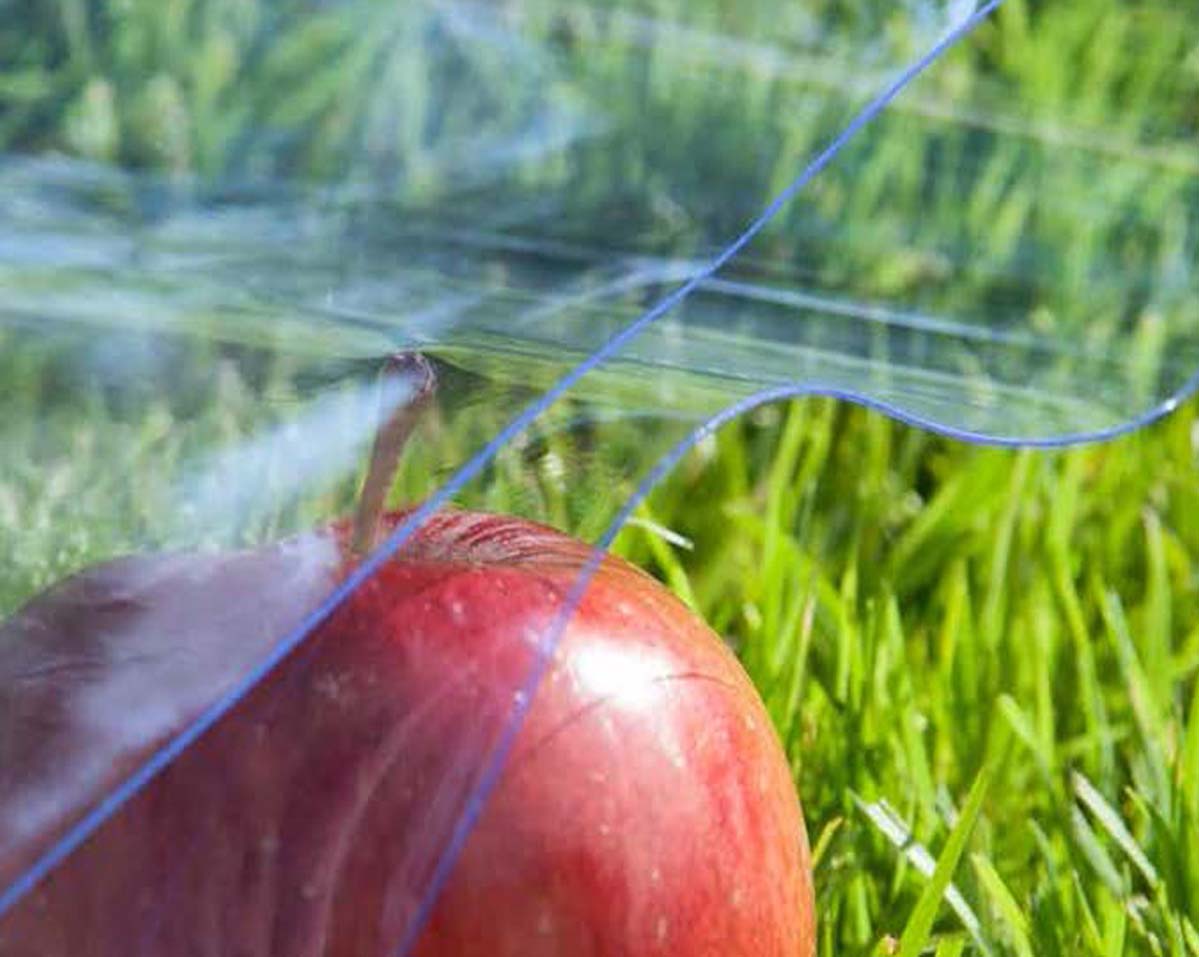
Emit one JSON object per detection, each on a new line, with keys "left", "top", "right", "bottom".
{"left": 2, "top": 0, "right": 1199, "bottom": 954}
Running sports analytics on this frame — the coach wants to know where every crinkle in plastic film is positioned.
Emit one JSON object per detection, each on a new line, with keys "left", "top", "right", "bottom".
{"left": 1, "top": 0, "right": 1197, "bottom": 953}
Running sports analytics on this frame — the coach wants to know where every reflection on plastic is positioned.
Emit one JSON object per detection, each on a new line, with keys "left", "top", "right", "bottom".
{"left": 1, "top": 0, "right": 1198, "bottom": 954}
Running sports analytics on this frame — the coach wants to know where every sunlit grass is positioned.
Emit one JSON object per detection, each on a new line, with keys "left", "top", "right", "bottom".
{"left": 2, "top": 0, "right": 1198, "bottom": 954}
{"left": 615, "top": 395, "right": 1199, "bottom": 955}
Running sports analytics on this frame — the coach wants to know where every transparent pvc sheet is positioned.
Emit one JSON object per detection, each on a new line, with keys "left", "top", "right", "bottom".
{"left": 0, "top": 0, "right": 1196, "bottom": 954}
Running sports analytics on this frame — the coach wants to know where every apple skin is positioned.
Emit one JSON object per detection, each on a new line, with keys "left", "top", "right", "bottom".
{"left": 0, "top": 509, "right": 815, "bottom": 956}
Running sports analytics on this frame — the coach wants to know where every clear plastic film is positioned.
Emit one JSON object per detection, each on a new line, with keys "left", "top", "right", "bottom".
{"left": 0, "top": 0, "right": 1196, "bottom": 954}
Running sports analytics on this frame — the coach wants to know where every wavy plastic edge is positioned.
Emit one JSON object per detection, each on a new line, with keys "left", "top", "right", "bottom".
{"left": 17, "top": 3, "right": 1196, "bottom": 951}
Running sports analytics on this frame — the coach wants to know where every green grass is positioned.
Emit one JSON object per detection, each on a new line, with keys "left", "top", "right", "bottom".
{"left": 613, "top": 394, "right": 1199, "bottom": 956}
{"left": 2, "top": 0, "right": 1199, "bottom": 955}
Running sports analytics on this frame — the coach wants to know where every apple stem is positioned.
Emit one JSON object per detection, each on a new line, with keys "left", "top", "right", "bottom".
{"left": 351, "top": 352, "right": 437, "bottom": 556}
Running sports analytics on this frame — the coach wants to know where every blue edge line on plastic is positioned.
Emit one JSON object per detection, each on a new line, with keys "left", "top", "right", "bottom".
{"left": 397, "top": 372, "right": 1199, "bottom": 948}
{"left": 2, "top": 0, "right": 1193, "bottom": 947}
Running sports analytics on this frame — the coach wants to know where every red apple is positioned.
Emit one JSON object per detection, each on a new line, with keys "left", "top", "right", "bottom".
{"left": 1, "top": 354, "right": 814, "bottom": 954}
{"left": 0, "top": 507, "right": 815, "bottom": 955}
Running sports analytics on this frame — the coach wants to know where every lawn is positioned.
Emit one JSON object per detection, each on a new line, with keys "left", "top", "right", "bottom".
{"left": 2, "top": 1, "right": 1198, "bottom": 954}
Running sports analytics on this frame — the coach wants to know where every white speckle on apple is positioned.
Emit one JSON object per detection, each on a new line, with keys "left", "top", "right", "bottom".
{"left": 314, "top": 671, "right": 348, "bottom": 704}
{"left": 655, "top": 915, "right": 669, "bottom": 943}
{"left": 522, "top": 624, "right": 545, "bottom": 646}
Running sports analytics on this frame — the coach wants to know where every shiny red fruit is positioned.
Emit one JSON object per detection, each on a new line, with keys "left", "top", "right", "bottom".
{"left": 0, "top": 509, "right": 815, "bottom": 955}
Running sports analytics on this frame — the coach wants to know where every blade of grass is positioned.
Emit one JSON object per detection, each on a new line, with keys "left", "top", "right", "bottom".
{"left": 1072, "top": 771, "right": 1159, "bottom": 890}
{"left": 894, "top": 759, "right": 996, "bottom": 957}
{"left": 854, "top": 796, "right": 987, "bottom": 953}
{"left": 970, "top": 852, "right": 1035, "bottom": 957}
{"left": 627, "top": 502, "right": 699, "bottom": 610}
